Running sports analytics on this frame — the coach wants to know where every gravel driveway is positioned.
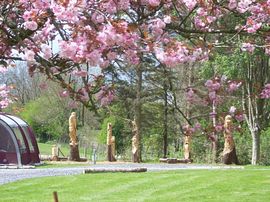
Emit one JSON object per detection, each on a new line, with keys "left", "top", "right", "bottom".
{"left": 0, "top": 163, "right": 243, "bottom": 185}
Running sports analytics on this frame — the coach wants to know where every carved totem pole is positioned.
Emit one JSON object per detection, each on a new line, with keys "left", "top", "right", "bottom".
{"left": 132, "top": 120, "right": 140, "bottom": 163}
{"left": 107, "top": 123, "right": 116, "bottom": 161}
{"left": 223, "top": 115, "right": 238, "bottom": 164}
{"left": 184, "top": 135, "right": 192, "bottom": 160}
{"left": 69, "top": 112, "right": 80, "bottom": 161}
{"left": 183, "top": 125, "right": 192, "bottom": 161}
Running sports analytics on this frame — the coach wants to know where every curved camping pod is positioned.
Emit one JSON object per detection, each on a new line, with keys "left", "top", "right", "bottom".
{"left": 0, "top": 113, "right": 40, "bottom": 166}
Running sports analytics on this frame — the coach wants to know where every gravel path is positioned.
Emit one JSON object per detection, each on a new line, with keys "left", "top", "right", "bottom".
{"left": 0, "top": 163, "right": 243, "bottom": 185}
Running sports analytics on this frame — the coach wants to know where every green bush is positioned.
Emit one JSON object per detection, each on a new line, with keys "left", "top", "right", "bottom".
{"left": 19, "top": 95, "right": 70, "bottom": 142}
{"left": 98, "top": 116, "right": 127, "bottom": 155}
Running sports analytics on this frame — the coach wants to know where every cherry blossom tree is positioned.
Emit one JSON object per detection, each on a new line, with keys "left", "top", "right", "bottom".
{"left": 1, "top": 0, "right": 270, "bottom": 163}
{"left": 186, "top": 76, "right": 243, "bottom": 162}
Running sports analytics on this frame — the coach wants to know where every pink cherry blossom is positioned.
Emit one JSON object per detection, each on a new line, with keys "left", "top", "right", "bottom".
{"left": 68, "top": 100, "right": 78, "bottom": 109}
{"left": 237, "top": 0, "right": 253, "bottom": 13}
{"left": 40, "top": 44, "right": 52, "bottom": 60}
{"left": 186, "top": 88, "right": 194, "bottom": 102}
{"left": 228, "top": 0, "right": 237, "bottom": 10}
{"left": 215, "top": 125, "right": 223, "bottom": 132}
{"left": 72, "top": 70, "right": 88, "bottom": 77}
{"left": 117, "top": 0, "right": 130, "bottom": 10}
{"left": 0, "top": 65, "right": 7, "bottom": 73}
{"left": 77, "top": 88, "right": 89, "bottom": 102}
{"left": 163, "top": 16, "right": 171, "bottom": 24}
{"left": 91, "top": 12, "right": 105, "bottom": 24}
{"left": 229, "top": 106, "right": 237, "bottom": 114}
{"left": 23, "top": 49, "right": 36, "bottom": 63}
{"left": 227, "top": 81, "right": 242, "bottom": 93}
{"left": 208, "top": 91, "right": 216, "bottom": 101}
{"left": 265, "top": 47, "right": 270, "bottom": 55}
{"left": 0, "top": 84, "right": 12, "bottom": 109}
{"left": 261, "top": 84, "right": 270, "bottom": 98}
{"left": 194, "top": 122, "right": 201, "bottom": 130}
{"left": 59, "top": 90, "right": 69, "bottom": 98}
{"left": 148, "top": 0, "right": 160, "bottom": 7}
{"left": 24, "top": 21, "right": 38, "bottom": 31}
{"left": 95, "top": 86, "right": 115, "bottom": 106}
{"left": 183, "top": 0, "right": 197, "bottom": 11}
{"left": 241, "top": 43, "right": 255, "bottom": 53}
{"left": 235, "top": 114, "right": 245, "bottom": 122}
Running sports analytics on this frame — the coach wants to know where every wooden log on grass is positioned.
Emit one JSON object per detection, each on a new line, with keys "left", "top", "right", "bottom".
{"left": 167, "top": 158, "right": 178, "bottom": 164}
{"left": 159, "top": 158, "right": 168, "bottom": 163}
{"left": 84, "top": 168, "right": 147, "bottom": 173}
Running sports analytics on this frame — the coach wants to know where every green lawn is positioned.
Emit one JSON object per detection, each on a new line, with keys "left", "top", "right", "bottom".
{"left": 1, "top": 169, "right": 270, "bottom": 202}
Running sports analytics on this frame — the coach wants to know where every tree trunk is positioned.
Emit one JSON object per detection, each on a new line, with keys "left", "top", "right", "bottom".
{"left": 211, "top": 101, "right": 218, "bottom": 163}
{"left": 133, "top": 65, "right": 142, "bottom": 163}
{"left": 107, "top": 145, "right": 116, "bottom": 162}
{"left": 163, "top": 81, "right": 168, "bottom": 158}
{"left": 69, "top": 144, "right": 80, "bottom": 161}
{"left": 107, "top": 123, "right": 116, "bottom": 162}
{"left": 242, "top": 56, "right": 270, "bottom": 165}
{"left": 211, "top": 139, "right": 218, "bottom": 163}
{"left": 251, "top": 130, "right": 260, "bottom": 165}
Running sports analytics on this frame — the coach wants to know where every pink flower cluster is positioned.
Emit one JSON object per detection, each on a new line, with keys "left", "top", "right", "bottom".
{"left": 204, "top": 78, "right": 242, "bottom": 102}
{"left": 241, "top": 43, "right": 255, "bottom": 53}
{"left": 227, "top": 81, "right": 242, "bottom": 93}
{"left": 261, "top": 84, "right": 270, "bottom": 99}
{"left": 229, "top": 106, "right": 244, "bottom": 122}
{"left": 235, "top": 114, "right": 245, "bottom": 122}
{"left": 95, "top": 86, "right": 115, "bottom": 106}
{"left": 59, "top": 90, "right": 69, "bottom": 98}
{"left": 155, "top": 43, "right": 207, "bottom": 67}
{"left": 205, "top": 79, "right": 221, "bottom": 91}
{"left": 186, "top": 88, "right": 195, "bottom": 102}
{"left": 182, "top": 122, "right": 201, "bottom": 135}
{"left": 194, "top": 7, "right": 220, "bottom": 30}
{"left": 183, "top": 0, "right": 197, "bottom": 11}
{"left": 0, "top": 84, "right": 12, "bottom": 109}
{"left": 72, "top": 70, "right": 88, "bottom": 78}
{"left": 0, "top": 65, "right": 7, "bottom": 73}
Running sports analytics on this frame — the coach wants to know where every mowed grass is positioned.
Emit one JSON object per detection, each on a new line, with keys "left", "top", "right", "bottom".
{"left": 1, "top": 169, "right": 270, "bottom": 202}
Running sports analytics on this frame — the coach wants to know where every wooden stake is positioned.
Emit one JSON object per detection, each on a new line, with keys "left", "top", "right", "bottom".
{"left": 53, "top": 191, "right": 59, "bottom": 202}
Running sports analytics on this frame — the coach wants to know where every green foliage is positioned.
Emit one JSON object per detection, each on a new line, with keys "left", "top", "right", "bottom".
{"left": 99, "top": 115, "right": 126, "bottom": 154}
{"left": 19, "top": 95, "right": 70, "bottom": 142}
{"left": 234, "top": 126, "right": 252, "bottom": 165}
{"left": 259, "top": 127, "right": 270, "bottom": 165}
{"left": 200, "top": 49, "right": 247, "bottom": 79}
{"left": 142, "top": 133, "right": 163, "bottom": 160}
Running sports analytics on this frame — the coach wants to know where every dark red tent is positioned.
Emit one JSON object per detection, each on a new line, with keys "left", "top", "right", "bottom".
{"left": 0, "top": 113, "right": 40, "bottom": 166}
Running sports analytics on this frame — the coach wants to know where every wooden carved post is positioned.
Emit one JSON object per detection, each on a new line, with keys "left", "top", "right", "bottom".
{"left": 69, "top": 112, "right": 80, "bottom": 161}
{"left": 51, "top": 145, "right": 59, "bottom": 161}
{"left": 183, "top": 125, "right": 192, "bottom": 162}
{"left": 111, "top": 136, "right": 116, "bottom": 159}
{"left": 223, "top": 115, "right": 238, "bottom": 164}
{"left": 107, "top": 123, "right": 116, "bottom": 162}
{"left": 184, "top": 135, "right": 191, "bottom": 160}
{"left": 132, "top": 120, "right": 140, "bottom": 163}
